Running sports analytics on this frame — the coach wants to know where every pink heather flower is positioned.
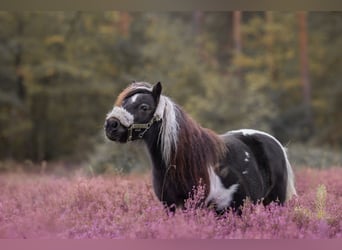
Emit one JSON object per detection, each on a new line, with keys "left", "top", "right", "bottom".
{"left": 0, "top": 168, "right": 340, "bottom": 239}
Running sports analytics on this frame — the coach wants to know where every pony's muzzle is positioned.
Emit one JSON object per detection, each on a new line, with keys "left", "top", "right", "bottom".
{"left": 105, "top": 117, "right": 128, "bottom": 142}
{"left": 105, "top": 117, "right": 120, "bottom": 132}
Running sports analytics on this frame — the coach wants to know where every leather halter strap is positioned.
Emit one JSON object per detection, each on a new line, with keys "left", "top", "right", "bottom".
{"left": 123, "top": 86, "right": 163, "bottom": 142}
{"left": 127, "top": 115, "right": 161, "bottom": 141}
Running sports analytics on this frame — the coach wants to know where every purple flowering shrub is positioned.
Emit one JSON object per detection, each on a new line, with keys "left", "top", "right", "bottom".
{"left": 0, "top": 167, "right": 341, "bottom": 239}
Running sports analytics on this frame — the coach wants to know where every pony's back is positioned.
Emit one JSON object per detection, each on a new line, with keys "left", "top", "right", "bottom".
{"left": 214, "top": 129, "right": 296, "bottom": 210}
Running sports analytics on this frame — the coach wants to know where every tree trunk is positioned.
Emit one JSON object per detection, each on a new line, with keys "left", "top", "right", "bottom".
{"left": 232, "top": 11, "right": 242, "bottom": 83}
{"left": 14, "top": 16, "right": 26, "bottom": 101}
{"left": 118, "top": 12, "right": 131, "bottom": 37}
{"left": 193, "top": 11, "right": 203, "bottom": 36}
{"left": 266, "top": 11, "right": 277, "bottom": 83}
{"left": 193, "top": 11, "right": 213, "bottom": 65}
{"left": 233, "top": 11, "right": 242, "bottom": 54}
{"left": 297, "top": 11, "right": 313, "bottom": 133}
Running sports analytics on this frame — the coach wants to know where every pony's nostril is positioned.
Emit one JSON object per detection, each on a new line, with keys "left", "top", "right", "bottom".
{"left": 106, "top": 118, "right": 120, "bottom": 131}
{"left": 112, "top": 120, "right": 119, "bottom": 129}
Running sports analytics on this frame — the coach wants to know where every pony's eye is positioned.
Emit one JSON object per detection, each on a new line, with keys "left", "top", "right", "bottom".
{"left": 140, "top": 104, "right": 149, "bottom": 111}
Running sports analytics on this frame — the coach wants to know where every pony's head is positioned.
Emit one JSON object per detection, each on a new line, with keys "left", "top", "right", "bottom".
{"left": 105, "top": 82, "right": 162, "bottom": 143}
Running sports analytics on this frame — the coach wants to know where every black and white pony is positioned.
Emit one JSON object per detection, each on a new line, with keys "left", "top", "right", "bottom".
{"left": 105, "top": 82, "right": 297, "bottom": 212}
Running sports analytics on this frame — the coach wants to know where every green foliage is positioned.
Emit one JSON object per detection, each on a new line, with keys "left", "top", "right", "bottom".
{"left": 0, "top": 12, "right": 117, "bottom": 161}
{"left": 0, "top": 12, "right": 341, "bottom": 173}
{"left": 309, "top": 12, "right": 342, "bottom": 146}
{"left": 236, "top": 13, "right": 304, "bottom": 140}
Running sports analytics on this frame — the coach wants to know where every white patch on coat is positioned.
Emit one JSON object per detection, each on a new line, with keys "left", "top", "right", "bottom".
{"left": 242, "top": 170, "right": 248, "bottom": 175}
{"left": 130, "top": 93, "right": 140, "bottom": 104}
{"left": 226, "top": 129, "right": 297, "bottom": 201}
{"left": 244, "top": 151, "right": 250, "bottom": 162}
{"left": 106, "top": 106, "right": 134, "bottom": 128}
{"left": 206, "top": 167, "right": 239, "bottom": 210}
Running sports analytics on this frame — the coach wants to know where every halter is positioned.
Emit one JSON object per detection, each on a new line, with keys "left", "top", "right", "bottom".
{"left": 110, "top": 84, "right": 166, "bottom": 142}
{"left": 127, "top": 114, "right": 162, "bottom": 142}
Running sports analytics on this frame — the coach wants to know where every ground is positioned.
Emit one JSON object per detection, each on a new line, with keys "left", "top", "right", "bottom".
{"left": 0, "top": 167, "right": 341, "bottom": 239}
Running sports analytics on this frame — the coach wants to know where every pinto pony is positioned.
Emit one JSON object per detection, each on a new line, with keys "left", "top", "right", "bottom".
{"left": 105, "top": 82, "right": 297, "bottom": 212}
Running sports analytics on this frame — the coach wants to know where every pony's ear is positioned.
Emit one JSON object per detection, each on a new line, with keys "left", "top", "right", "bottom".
{"left": 152, "top": 82, "right": 162, "bottom": 102}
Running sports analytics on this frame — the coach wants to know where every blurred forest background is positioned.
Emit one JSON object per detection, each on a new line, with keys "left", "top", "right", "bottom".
{"left": 0, "top": 11, "right": 341, "bottom": 174}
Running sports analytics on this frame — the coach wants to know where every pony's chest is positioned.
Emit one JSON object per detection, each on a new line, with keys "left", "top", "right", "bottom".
{"left": 151, "top": 167, "right": 188, "bottom": 207}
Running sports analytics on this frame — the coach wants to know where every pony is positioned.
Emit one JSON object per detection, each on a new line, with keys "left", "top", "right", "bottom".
{"left": 105, "top": 81, "right": 297, "bottom": 212}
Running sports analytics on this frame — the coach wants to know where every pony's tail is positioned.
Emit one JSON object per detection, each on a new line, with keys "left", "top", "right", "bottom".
{"left": 284, "top": 149, "right": 297, "bottom": 201}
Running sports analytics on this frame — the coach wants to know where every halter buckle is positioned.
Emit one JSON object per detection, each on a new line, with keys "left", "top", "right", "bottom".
{"left": 127, "top": 115, "right": 160, "bottom": 142}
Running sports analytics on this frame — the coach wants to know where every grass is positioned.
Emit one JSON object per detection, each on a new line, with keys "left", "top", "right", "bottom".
{"left": 0, "top": 166, "right": 341, "bottom": 239}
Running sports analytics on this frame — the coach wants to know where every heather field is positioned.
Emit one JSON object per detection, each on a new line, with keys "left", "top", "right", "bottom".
{"left": 0, "top": 167, "right": 341, "bottom": 239}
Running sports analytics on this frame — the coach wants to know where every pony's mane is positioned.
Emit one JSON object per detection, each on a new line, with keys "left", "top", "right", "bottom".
{"left": 168, "top": 106, "right": 226, "bottom": 188}
{"left": 157, "top": 95, "right": 179, "bottom": 166}
{"left": 155, "top": 96, "right": 227, "bottom": 192}
{"left": 115, "top": 82, "right": 152, "bottom": 106}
